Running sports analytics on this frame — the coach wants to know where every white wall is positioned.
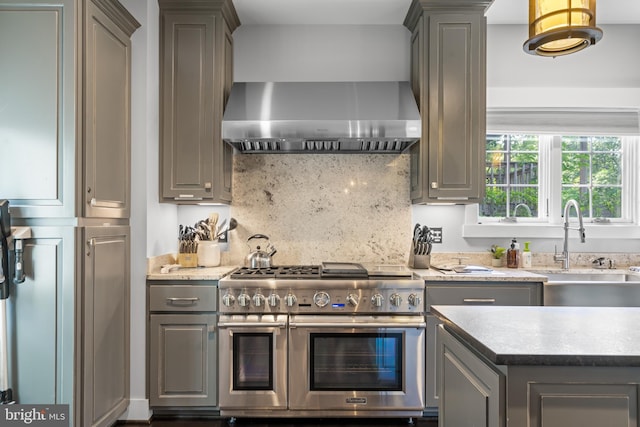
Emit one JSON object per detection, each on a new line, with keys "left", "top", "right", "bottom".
{"left": 486, "top": 24, "right": 640, "bottom": 108}
{"left": 120, "top": 0, "right": 169, "bottom": 421}
{"left": 233, "top": 24, "right": 410, "bottom": 81}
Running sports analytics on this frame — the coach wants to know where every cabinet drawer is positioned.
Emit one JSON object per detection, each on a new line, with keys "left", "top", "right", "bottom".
{"left": 426, "top": 284, "right": 539, "bottom": 311}
{"left": 149, "top": 285, "right": 217, "bottom": 312}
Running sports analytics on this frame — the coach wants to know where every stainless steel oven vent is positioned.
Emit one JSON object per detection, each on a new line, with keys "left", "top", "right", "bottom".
{"left": 222, "top": 81, "right": 421, "bottom": 154}
{"left": 231, "top": 138, "right": 416, "bottom": 153}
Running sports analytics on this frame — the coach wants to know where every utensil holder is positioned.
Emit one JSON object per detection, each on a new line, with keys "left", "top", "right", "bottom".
{"left": 410, "top": 254, "right": 430, "bottom": 269}
{"left": 178, "top": 252, "right": 198, "bottom": 268}
{"left": 197, "top": 241, "right": 221, "bottom": 267}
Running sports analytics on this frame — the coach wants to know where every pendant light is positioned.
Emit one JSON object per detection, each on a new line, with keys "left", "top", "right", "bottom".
{"left": 523, "top": 0, "right": 603, "bottom": 57}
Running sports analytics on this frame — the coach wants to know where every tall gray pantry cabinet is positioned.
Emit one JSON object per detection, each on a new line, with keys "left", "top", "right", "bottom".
{"left": 0, "top": 0, "right": 138, "bottom": 426}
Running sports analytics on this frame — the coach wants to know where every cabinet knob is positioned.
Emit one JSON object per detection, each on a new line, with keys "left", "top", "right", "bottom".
{"left": 431, "top": 182, "right": 438, "bottom": 189}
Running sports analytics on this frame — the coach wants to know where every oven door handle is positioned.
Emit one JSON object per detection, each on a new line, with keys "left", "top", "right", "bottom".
{"left": 289, "top": 321, "right": 426, "bottom": 329}
{"left": 217, "top": 321, "right": 287, "bottom": 328}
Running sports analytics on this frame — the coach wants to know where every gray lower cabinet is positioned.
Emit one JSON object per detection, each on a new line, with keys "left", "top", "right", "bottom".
{"left": 148, "top": 283, "right": 218, "bottom": 408}
{"left": 80, "top": 225, "right": 131, "bottom": 427}
{"left": 438, "top": 325, "right": 640, "bottom": 427}
{"left": 159, "top": 0, "right": 239, "bottom": 204}
{"left": 425, "top": 282, "right": 542, "bottom": 412}
{"left": 404, "top": 0, "right": 492, "bottom": 203}
{"left": 438, "top": 325, "right": 504, "bottom": 427}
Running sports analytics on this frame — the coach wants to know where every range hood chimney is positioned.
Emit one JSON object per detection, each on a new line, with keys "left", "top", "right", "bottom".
{"left": 222, "top": 81, "right": 421, "bottom": 153}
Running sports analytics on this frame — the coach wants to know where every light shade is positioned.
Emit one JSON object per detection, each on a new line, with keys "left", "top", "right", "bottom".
{"left": 523, "top": 0, "right": 603, "bottom": 57}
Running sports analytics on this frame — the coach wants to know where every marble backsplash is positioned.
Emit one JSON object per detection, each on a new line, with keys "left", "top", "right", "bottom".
{"left": 223, "top": 153, "right": 412, "bottom": 266}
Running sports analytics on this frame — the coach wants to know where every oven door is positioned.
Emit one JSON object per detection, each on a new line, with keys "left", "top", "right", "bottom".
{"left": 288, "top": 315, "right": 426, "bottom": 413}
{"left": 218, "top": 314, "right": 288, "bottom": 411}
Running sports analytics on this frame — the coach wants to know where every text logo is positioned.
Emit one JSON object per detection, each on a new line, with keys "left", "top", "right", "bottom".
{"left": 1, "top": 405, "right": 69, "bottom": 426}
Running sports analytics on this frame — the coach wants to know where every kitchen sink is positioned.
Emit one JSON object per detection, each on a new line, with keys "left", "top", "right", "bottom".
{"left": 535, "top": 270, "right": 640, "bottom": 306}
{"left": 542, "top": 272, "right": 640, "bottom": 282}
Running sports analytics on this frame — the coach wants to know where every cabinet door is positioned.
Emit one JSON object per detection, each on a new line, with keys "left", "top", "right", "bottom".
{"left": 0, "top": 0, "right": 76, "bottom": 219}
{"left": 84, "top": 0, "right": 135, "bottom": 218}
{"left": 80, "top": 226, "right": 130, "bottom": 427}
{"left": 8, "top": 227, "right": 75, "bottom": 405}
{"left": 160, "top": 11, "right": 215, "bottom": 202}
{"left": 159, "top": 1, "right": 234, "bottom": 204}
{"left": 426, "top": 12, "right": 485, "bottom": 201}
{"left": 438, "top": 325, "right": 504, "bottom": 427}
{"left": 149, "top": 314, "right": 218, "bottom": 407}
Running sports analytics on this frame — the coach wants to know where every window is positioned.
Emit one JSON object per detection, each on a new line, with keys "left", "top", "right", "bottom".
{"left": 561, "top": 136, "right": 622, "bottom": 220}
{"left": 483, "top": 134, "right": 540, "bottom": 219}
{"left": 480, "top": 134, "right": 632, "bottom": 223}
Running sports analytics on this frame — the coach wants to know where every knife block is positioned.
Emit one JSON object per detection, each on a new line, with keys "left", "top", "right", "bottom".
{"left": 409, "top": 243, "right": 430, "bottom": 269}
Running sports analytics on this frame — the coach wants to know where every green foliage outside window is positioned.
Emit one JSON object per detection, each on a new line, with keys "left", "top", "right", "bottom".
{"left": 481, "top": 134, "right": 623, "bottom": 220}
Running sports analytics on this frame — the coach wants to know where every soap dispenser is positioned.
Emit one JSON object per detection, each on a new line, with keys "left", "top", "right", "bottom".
{"left": 522, "top": 241, "right": 532, "bottom": 268}
{"left": 506, "top": 238, "right": 519, "bottom": 268}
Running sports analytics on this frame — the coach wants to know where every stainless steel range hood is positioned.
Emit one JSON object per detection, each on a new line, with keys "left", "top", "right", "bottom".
{"left": 222, "top": 81, "right": 421, "bottom": 153}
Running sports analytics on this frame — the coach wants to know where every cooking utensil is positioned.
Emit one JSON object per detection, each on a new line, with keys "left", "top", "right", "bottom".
{"left": 245, "top": 234, "right": 277, "bottom": 268}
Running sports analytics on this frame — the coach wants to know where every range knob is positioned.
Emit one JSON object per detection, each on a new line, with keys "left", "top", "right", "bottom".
{"left": 346, "top": 293, "right": 359, "bottom": 307}
{"left": 284, "top": 293, "right": 297, "bottom": 307}
{"left": 390, "top": 293, "right": 403, "bottom": 307}
{"left": 267, "top": 293, "right": 281, "bottom": 307}
{"left": 253, "top": 293, "right": 266, "bottom": 307}
{"left": 237, "top": 293, "right": 251, "bottom": 308}
{"left": 222, "top": 292, "right": 236, "bottom": 307}
{"left": 408, "top": 293, "right": 422, "bottom": 307}
{"left": 313, "top": 291, "right": 330, "bottom": 308}
{"left": 371, "top": 293, "right": 384, "bottom": 308}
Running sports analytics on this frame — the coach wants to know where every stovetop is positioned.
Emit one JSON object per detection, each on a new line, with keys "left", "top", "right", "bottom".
{"left": 230, "top": 265, "right": 321, "bottom": 279}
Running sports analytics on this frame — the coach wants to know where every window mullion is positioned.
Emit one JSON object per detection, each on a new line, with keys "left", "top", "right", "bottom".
{"left": 547, "top": 135, "right": 563, "bottom": 225}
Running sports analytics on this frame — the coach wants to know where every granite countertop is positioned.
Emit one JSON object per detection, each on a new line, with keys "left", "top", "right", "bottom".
{"left": 413, "top": 267, "right": 548, "bottom": 282}
{"left": 146, "top": 254, "right": 239, "bottom": 280}
{"left": 432, "top": 305, "right": 640, "bottom": 367}
{"left": 147, "top": 265, "right": 238, "bottom": 281}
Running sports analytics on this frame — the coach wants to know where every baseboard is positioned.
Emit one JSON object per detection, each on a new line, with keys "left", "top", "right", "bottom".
{"left": 119, "top": 398, "right": 152, "bottom": 423}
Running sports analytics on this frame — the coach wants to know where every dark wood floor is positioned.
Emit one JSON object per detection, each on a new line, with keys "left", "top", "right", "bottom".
{"left": 126, "top": 416, "right": 438, "bottom": 427}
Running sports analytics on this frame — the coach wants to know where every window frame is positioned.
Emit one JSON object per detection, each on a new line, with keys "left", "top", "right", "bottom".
{"left": 464, "top": 135, "right": 640, "bottom": 240}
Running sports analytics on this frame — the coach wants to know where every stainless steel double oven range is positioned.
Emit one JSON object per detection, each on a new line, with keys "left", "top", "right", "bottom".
{"left": 217, "top": 263, "right": 425, "bottom": 420}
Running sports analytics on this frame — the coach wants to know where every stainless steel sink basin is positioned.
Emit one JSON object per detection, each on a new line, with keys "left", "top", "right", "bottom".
{"left": 543, "top": 272, "right": 640, "bottom": 282}
{"left": 535, "top": 270, "right": 640, "bottom": 306}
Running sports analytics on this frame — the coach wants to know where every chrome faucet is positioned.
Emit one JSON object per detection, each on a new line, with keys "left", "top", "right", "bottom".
{"left": 554, "top": 199, "right": 586, "bottom": 270}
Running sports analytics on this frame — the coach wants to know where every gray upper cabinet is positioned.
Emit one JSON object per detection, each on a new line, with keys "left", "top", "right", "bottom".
{"left": 83, "top": 0, "right": 137, "bottom": 218}
{"left": 159, "top": 0, "right": 239, "bottom": 204}
{"left": 0, "top": 0, "right": 137, "bottom": 219}
{"left": 405, "top": 0, "right": 491, "bottom": 204}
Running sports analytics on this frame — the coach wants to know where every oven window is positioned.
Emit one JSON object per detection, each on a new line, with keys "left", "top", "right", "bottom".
{"left": 310, "top": 333, "right": 403, "bottom": 391}
{"left": 233, "top": 333, "right": 273, "bottom": 390}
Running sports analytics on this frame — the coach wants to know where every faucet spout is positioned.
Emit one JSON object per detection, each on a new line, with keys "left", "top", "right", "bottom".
{"left": 554, "top": 199, "right": 586, "bottom": 269}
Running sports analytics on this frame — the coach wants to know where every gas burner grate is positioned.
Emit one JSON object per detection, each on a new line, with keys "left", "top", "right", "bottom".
{"left": 229, "top": 265, "right": 321, "bottom": 279}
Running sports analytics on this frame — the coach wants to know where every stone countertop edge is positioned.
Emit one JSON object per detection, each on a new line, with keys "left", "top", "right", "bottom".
{"left": 431, "top": 305, "right": 640, "bottom": 367}
{"left": 146, "top": 254, "right": 239, "bottom": 280}
{"left": 412, "top": 267, "right": 548, "bottom": 282}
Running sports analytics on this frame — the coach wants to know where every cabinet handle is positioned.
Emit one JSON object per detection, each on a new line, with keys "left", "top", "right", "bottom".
{"left": 463, "top": 298, "right": 496, "bottom": 304}
{"left": 431, "top": 182, "right": 438, "bottom": 189}
{"left": 174, "top": 195, "right": 204, "bottom": 201}
{"left": 166, "top": 297, "right": 200, "bottom": 305}
{"left": 89, "top": 198, "right": 123, "bottom": 208}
